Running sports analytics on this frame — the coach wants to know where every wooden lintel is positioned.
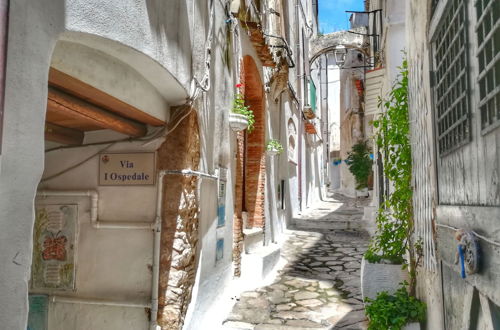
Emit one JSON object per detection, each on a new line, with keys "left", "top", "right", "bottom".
{"left": 45, "top": 122, "right": 84, "bottom": 145}
{"left": 49, "top": 68, "right": 165, "bottom": 126}
{"left": 47, "top": 87, "right": 147, "bottom": 137}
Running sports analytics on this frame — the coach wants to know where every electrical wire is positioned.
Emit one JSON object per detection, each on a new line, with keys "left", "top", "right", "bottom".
{"left": 42, "top": 0, "right": 216, "bottom": 183}
{"left": 435, "top": 223, "right": 500, "bottom": 248}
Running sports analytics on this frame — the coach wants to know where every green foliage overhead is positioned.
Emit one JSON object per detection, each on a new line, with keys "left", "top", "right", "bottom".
{"left": 365, "top": 57, "right": 413, "bottom": 265}
{"left": 232, "top": 89, "right": 255, "bottom": 133}
{"left": 346, "top": 140, "right": 372, "bottom": 190}
{"left": 365, "top": 284, "right": 426, "bottom": 330}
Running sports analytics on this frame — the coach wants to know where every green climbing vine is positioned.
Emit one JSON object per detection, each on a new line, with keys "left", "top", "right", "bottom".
{"left": 365, "top": 58, "right": 416, "bottom": 291}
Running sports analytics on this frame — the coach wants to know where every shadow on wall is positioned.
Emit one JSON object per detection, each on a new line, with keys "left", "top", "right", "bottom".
{"left": 145, "top": 0, "right": 192, "bottom": 75}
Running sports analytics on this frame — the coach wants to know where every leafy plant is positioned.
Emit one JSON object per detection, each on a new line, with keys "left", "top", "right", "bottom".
{"left": 365, "top": 57, "right": 416, "bottom": 291}
{"left": 266, "top": 139, "right": 284, "bottom": 154}
{"left": 233, "top": 83, "right": 255, "bottom": 132}
{"left": 365, "top": 284, "right": 426, "bottom": 330}
{"left": 346, "top": 140, "right": 372, "bottom": 189}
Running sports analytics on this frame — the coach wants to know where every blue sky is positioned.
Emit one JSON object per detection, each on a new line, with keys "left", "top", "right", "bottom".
{"left": 318, "top": 0, "right": 365, "bottom": 33}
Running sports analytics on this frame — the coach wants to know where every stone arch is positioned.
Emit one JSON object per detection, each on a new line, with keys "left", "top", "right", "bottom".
{"left": 38, "top": 28, "right": 196, "bottom": 330}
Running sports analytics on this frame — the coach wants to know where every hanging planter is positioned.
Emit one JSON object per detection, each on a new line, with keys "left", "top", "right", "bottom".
{"left": 266, "top": 139, "right": 283, "bottom": 156}
{"left": 230, "top": 83, "right": 255, "bottom": 132}
{"left": 304, "top": 122, "right": 317, "bottom": 134}
{"left": 229, "top": 113, "right": 250, "bottom": 132}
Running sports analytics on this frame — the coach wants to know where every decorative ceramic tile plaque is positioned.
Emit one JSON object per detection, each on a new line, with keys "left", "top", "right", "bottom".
{"left": 31, "top": 205, "right": 77, "bottom": 291}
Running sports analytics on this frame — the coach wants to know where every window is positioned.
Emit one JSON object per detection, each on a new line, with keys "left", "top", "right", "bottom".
{"left": 431, "top": 0, "right": 471, "bottom": 155}
{"left": 475, "top": 0, "right": 500, "bottom": 133}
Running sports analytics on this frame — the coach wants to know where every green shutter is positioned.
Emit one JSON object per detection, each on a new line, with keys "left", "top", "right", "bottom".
{"left": 309, "top": 81, "right": 317, "bottom": 112}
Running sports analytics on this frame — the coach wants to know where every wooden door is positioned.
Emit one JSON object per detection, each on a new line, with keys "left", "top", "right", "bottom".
{"left": 430, "top": 0, "right": 500, "bottom": 328}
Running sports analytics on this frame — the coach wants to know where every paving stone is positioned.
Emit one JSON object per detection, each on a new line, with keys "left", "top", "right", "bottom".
{"left": 223, "top": 194, "right": 369, "bottom": 329}
{"left": 273, "top": 311, "right": 312, "bottom": 320}
{"left": 294, "top": 291, "right": 320, "bottom": 300}
{"left": 276, "top": 303, "right": 296, "bottom": 311}
{"left": 223, "top": 321, "right": 256, "bottom": 329}
{"left": 296, "top": 299, "right": 324, "bottom": 307}
{"left": 319, "top": 280, "right": 335, "bottom": 289}
{"left": 285, "top": 319, "right": 325, "bottom": 328}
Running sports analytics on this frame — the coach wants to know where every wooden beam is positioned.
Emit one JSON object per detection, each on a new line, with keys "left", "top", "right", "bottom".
{"left": 45, "top": 122, "right": 84, "bottom": 145}
{"left": 47, "top": 87, "right": 147, "bottom": 137}
{"left": 49, "top": 68, "right": 165, "bottom": 126}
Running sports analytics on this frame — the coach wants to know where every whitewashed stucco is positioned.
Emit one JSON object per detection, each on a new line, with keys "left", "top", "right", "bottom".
{"left": 0, "top": 0, "right": 205, "bottom": 329}
{"left": 0, "top": 1, "right": 324, "bottom": 330}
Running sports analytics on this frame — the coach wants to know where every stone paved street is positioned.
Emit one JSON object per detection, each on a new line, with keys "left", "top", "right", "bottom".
{"left": 223, "top": 194, "right": 370, "bottom": 330}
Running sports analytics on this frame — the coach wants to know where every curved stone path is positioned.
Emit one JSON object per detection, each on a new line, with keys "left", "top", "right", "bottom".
{"left": 223, "top": 195, "right": 370, "bottom": 330}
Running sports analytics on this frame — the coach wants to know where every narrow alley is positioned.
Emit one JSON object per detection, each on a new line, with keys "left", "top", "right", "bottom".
{"left": 1, "top": 0, "right": 499, "bottom": 329}
{"left": 223, "top": 194, "right": 369, "bottom": 330}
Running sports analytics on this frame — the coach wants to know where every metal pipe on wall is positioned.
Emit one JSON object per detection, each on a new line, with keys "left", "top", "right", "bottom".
{"left": 37, "top": 168, "right": 219, "bottom": 330}
{"left": 49, "top": 295, "right": 151, "bottom": 308}
{"left": 37, "top": 190, "right": 156, "bottom": 230}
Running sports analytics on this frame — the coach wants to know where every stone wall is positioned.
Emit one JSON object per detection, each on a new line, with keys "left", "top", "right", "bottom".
{"left": 157, "top": 107, "right": 200, "bottom": 330}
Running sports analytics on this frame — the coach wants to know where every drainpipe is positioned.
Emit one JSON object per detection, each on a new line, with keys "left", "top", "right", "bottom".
{"left": 295, "top": 0, "right": 303, "bottom": 212}
{"left": 325, "top": 54, "right": 330, "bottom": 189}
{"left": 49, "top": 296, "right": 150, "bottom": 308}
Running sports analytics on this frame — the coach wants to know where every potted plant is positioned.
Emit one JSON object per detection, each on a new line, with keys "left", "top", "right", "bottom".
{"left": 365, "top": 284, "right": 426, "bottom": 330}
{"left": 266, "top": 139, "right": 283, "bottom": 156}
{"left": 361, "top": 58, "right": 419, "bottom": 303}
{"left": 229, "top": 83, "right": 255, "bottom": 132}
{"left": 346, "top": 140, "right": 372, "bottom": 197}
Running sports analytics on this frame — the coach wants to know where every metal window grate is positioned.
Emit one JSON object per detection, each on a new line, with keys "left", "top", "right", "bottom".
{"left": 475, "top": 0, "right": 500, "bottom": 133}
{"left": 432, "top": 0, "right": 471, "bottom": 155}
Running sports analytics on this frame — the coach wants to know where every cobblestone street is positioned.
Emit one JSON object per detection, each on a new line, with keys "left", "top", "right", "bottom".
{"left": 223, "top": 195, "right": 370, "bottom": 330}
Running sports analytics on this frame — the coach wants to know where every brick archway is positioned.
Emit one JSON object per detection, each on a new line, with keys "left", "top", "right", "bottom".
{"left": 241, "top": 56, "right": 265, "bottom": 229}
{"left": 233, "top": 55, "right": 265, "bottom": 277}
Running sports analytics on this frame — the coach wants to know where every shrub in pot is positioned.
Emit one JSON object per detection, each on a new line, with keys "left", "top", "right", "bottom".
{"left": 229, "top": 83, "right": 255, "bottom": 132}
{"left": 346, "top": 140, "right": 372, "bottom": 196}
{"left": 266, "top": 139, "right": 283, "bottom": 156}
{"left": 365, "top": 284, "right": 426, "bottom": 330}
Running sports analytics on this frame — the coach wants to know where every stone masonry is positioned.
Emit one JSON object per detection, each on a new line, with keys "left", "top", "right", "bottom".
{"left": 223, "top": 194, "right": 370, "bottom": 329}
{"left": 157, "top": 108, "right": 201, "bottom": 330}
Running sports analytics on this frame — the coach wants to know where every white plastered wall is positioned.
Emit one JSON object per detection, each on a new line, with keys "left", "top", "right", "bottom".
{"left": 0, "top": 0, "right": 200, "bottom": 329}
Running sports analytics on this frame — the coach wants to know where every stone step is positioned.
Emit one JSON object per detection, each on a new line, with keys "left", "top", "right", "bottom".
{"left": 222, "top": 321, "right": 329, "bottom": 330}
{"left": 292, "top": 218, "right": 365, "bottom": 231}
{"left": 240, "top": 244, "right": 281, "bottom": 281}
{"left": 243, "top": 227, "right": 264, "bottom": 254}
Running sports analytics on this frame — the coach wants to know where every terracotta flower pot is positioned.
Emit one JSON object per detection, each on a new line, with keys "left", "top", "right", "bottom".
{"left": 304, "top": 122, "right": 317, "bottom": 134}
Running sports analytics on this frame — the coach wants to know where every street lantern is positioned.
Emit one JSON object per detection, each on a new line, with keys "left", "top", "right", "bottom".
{"left": 334, "top": 46, "right": 347, "bottom": 67}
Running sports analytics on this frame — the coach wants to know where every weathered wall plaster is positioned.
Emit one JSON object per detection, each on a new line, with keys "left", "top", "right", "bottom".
{"left": 157, "top": 108, "right": 200, "bottom": 330}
